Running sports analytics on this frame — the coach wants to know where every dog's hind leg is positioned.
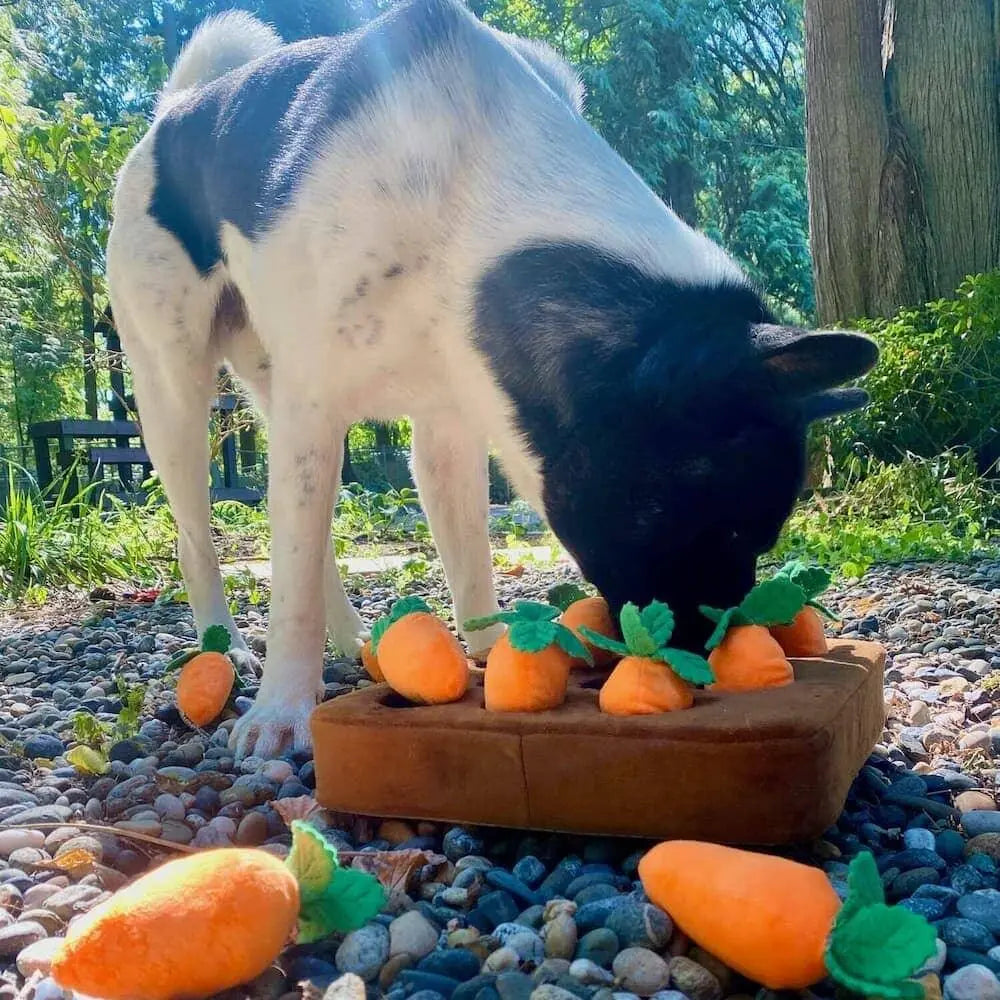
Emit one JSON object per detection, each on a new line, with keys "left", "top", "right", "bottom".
{"left": 410, "top": 416, "right": 503, "bottom": 656}
{"left": 111, "top": 300, "right": 258, "bottom": 673}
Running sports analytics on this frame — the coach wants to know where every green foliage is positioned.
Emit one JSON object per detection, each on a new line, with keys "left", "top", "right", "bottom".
{"left": 771, "top": 451, "right": 998, "bottom": 578}
{"left": 829, "top": 271, "right": 1000, "bottom": 467}
{"left": 0, "top": 462, "right": 175, "bottom": 601}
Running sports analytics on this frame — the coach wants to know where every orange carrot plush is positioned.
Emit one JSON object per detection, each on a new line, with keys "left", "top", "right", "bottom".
{"left": 360, "top": 639, "right": 384, "bottom": 682}
{"left": 465, "top": 601, "right": 592, "bottom": 711}
{"left": 371, "top": 597, "right": 468, "bottom": 704}
{"left": 548, "top": 583, "right": 620, "bottom": 668}
{"left": 578, "top": 601, "right": 713, "bottom": 715}
{"left": 767, "top": 560, "right": 835, "bottom": 656}
{"left": 699, "top": 579, "right": 805, "bottom": 692}
{"left": 639, "top": 843, "right": 935, "bottom": 996}
{"left": 172, "top": 625, "right": 237, "bottom": 728}
{"left": 52, "top": 821, "right": 385, "bottom": 1000}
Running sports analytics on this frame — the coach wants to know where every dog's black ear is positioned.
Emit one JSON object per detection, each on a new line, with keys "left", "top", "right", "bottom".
{"left": 752, "top": 325, "right": 878, "bottom": 395}
{"left": 801, "top": 386, "right": 870, "bottom": 423}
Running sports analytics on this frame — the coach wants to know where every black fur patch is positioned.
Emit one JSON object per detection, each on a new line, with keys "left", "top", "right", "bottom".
{"left": 474, "top": 243, "right": 873, "bottom": 648}
{"left": 149, "top": 0, "right": 464, "bottom": 273}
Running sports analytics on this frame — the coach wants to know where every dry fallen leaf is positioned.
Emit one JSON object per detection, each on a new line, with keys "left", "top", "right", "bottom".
{"left": 33, "top": 849, "right": 128, "bottom": 890}
{"left": 272, "top": 795, "right": 325, "bottom": 827}
{"left": 350, "top": 849, "right": 447, "bottom": 897}
{"left": 500, "top": 565, "right": 526, "bottom": 577}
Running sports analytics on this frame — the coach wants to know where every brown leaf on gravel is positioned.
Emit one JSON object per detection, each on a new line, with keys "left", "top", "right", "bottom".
{"left": 349, "top": 849, "right": 447, "bottom": 896}
{"left": 501, "top": 565, "right": 526, "bottom": 577}
{"left": 272, "top": 795, "right": 325, "bottom": 827}
{"left": 33, "top": 849, "right": 128, "bottom": 889}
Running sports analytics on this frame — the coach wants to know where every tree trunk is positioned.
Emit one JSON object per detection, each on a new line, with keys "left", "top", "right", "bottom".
{"left": 342, "top": 432, "right": 359, "bottom": 485}
{"left": 162, "top": 2, "right": 179, "bottom": 70}
{"left": 805, "top": 0, "right": 1000, "bottom": 324}
{"left": 81, "top": 253, "right": 99, "bottom": 419}
{"left": 661, "top": 160, "right": 698, "bottom": 228}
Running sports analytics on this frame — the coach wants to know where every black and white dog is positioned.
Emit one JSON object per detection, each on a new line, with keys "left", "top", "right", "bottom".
{"left": 107, "top": 0, "right": 877, "bottom": 758}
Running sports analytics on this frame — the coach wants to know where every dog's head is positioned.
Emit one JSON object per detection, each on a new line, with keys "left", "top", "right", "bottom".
{"left": 544, "top": 322, "right": 876, "bottom": 648}
{"left": 476, "top": 246, "right": 877, "bottom": 649}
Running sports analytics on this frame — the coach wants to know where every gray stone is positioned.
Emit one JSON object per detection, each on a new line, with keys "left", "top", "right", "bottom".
{"left": 944, "top": 965, "right": 1000, "bottom": 1000}
{"left": 611, "top": 949, "right": 670, "bottom": 997}
{"left": 964, "top": 812, "right": 1000, "bottom": 838}
{"left": 667, "top": 957, "right": 722, "bottom": 1000}
{"left": 337, "top": 923, "right": 390, "bottom": 981}
{"left": 389, "top": 911, "right": 439, "bottom": 960}
{"left": 0, "top": 921, "right": 48, "bottom": 958}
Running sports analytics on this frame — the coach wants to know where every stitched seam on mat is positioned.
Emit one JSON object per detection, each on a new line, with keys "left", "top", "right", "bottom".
{"left": 518, "top": 734, "right": 531, "bottom": 827}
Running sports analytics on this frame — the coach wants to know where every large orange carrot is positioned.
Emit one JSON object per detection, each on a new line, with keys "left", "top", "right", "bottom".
{"left": 52, "top": 822, "right": 384, "bottom": 1000}
{"left": 639, "top": 842, "right": 935, "bottom": 995}
{"left": 548, "top": 584, "right": 620, "bottom": 668}
{"left": 580, "top": 601, "right": 713, "bottom": 715}
{"left": 372, "top": 597, "right": 469, "bottom": 704}
{"left": 360, "top": 639, "right": 384, "bottom": 682}
{"left": 465, "top": 601, "right": 592, "bottom": 712}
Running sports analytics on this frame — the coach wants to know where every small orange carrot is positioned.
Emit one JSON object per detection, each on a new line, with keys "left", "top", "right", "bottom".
{"left": 465, "top": 601, "right": 592, "bottom": 712}
{"left": 548, "top": 584, "right": 620, "bottom": 668}
{"left": 700, "top": 578, "right": 804, "bottom": 692}
{"left": 767, "top": 560, "right": 835, "bottom": 656}
{"left": 52, "top": 822, "right": 385, "bottom": 1000}
{"left": 638, "top": 842, "right": 935, "bottom": 995}
{"left": 174, "top": 625, "right": 236, "bottom": 728}
{"left": 579, "top": 601, "right": 713, "bottom": 715}
{"left": 372, "top": 597, "right": 468, "bottom": 704}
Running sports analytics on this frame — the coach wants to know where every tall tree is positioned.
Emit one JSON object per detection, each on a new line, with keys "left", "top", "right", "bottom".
{"left": 804, "top": 0, "right": 1000, "bottom": 323}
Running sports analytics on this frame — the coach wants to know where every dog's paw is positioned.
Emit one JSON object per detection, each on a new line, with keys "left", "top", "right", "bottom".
{"left": 229, "top": 694, "right": 317, "bottom": 760}
{"left": 464, "top": 621, "right": 506, "bottom": 663}
{"left": 228, "top": 646, "right": 263, "bottom": 678}
{"left": 326, "top": 607, "right": 369, "bottom": 658}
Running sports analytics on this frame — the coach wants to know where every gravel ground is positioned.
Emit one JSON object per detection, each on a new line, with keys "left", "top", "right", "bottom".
{"left": 1, "top": 558, "right": 1000, "bottom": 1000}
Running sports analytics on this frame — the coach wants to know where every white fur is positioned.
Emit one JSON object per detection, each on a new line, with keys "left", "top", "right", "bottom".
{"left": 157, "top": 11, "right": 281, "bottom": 111}
{"left": 108, "top": 1, "right": 748, "bottom": 758}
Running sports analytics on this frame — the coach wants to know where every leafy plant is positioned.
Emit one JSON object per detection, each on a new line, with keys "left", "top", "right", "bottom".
{"left": 829, "top": 271, "right": 1000, "bottom": 469}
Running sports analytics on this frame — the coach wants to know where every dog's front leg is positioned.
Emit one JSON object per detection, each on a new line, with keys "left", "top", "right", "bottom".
{"left": 230, "top": 385, "right": 342, "bottom": 759}
{"left": 411, "top": 417, "right": 503, "bottom": 656}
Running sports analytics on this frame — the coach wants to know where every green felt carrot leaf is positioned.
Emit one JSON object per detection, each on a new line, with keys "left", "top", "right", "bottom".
{"left": 700, "top": 578, "right": 807, "bottom": 651}
{"left": 773, "top": 560, "right": 835, "bottom": 619}
{"left": 824, "top": 852, "right": 936, "bottom": 999}
{"left": 547, "top": 583, "right": 590, "bottom": 612}
{"left": 370, "top": 597, "right": 432, "bottom": 655}
{"left": 286, "top": 821, "right": 386, "bottom": 943}
{"left": 582, "top": 601, "right": 714, "bottom": 686}
{"left": 464, "top": 601, "right": 592, "bottom": 665}
{"left": 165, "top": 624, "right": 233, "bottom": 672}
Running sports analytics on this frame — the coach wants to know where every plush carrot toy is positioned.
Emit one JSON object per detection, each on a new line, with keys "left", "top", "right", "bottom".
{"left": 767, "top": 559, "right": 835, "bottom": 656}
{"left": 171, "top": 625, "right": 237, "bottom": 728}
{"left": 371, "top": 597, "right": 469, "bottom": 704}
{"left": 639, "top": 842, "right": 935, "bottom": 996}
{"left": 699, "top": 578, "right": 805, "bottom": 692}
{"left": 578, "top": 601, "right": 713, "bottom": 715}
{"left": 52, "top": 821, "right": 385, "bottom": 1000}
{"left": 465, "top": 601, "right": 592, "bottom": 711}
{"left": 548, "top": 583, "right": 620, "bottom": 668}
{"left": 360, "top": 639, "right": 384, "bottom": 682}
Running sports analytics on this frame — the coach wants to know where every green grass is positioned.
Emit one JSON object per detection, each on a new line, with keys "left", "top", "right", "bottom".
{"left": 3, "top": 455, "right": 997, "bottom": 607}
{"left": 770, "top": 452, "right": 999, "bottom": 578}
{"left": 0, "top": 463, "right": 175, "bottom": 603}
